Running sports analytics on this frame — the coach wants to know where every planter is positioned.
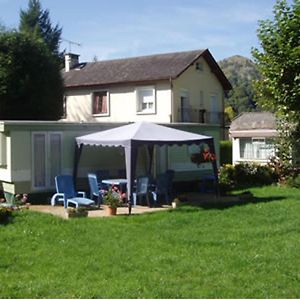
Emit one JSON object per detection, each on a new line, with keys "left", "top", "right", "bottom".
{"left": 107, "top": 206, "right": 117, "bottom": 216}
{"left": 66, "top": 209, "right": 88, "bottom": 219}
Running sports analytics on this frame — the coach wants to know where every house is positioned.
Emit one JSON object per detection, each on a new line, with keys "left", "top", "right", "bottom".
{"left": 62, "top": 49, "right": 232, "bottom": 127}
{"left": 0, "top": 49, "right": 232, "bottom": 201}
{"left": 229, "top": 112, "right": 278, "bottom": 165}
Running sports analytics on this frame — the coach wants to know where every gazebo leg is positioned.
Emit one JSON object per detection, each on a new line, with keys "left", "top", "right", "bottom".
{"left": 128, "top": 200, "right": 132, "bottom": 215}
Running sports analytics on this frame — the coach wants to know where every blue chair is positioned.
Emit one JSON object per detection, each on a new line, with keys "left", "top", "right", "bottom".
{"left": 88, "top": 173, "right": 103, "bottom": 206}
{"left": 95, "top": 169, "right": 111, "bottom": 189}
{"left": 51, "top": 175, "right": 95, "bottom": 208}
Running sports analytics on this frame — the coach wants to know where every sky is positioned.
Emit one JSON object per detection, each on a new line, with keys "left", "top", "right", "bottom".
{"left": 0, "top": 0, "right": 284, "bottom": 62}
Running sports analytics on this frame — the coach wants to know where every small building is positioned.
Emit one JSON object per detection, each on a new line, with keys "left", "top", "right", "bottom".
{"left": 229, "top": 112, "right": 278, "bottom": 165}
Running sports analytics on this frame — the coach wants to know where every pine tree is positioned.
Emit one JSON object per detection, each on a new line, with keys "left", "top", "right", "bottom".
{"left": 19, "top": 0, "right": 62, "bottom": 57}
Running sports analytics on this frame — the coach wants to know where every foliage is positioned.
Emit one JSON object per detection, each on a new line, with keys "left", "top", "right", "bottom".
{"left": 252, "top": 0, "right": 300, "bottom": 164}
{"left": 219, "top": 163, "right": 277, "bottom": 191}
{"left": 0, "top": 31, "right": 64, "bottom": 120}
{"left": 219, "top": 55, "right": 261, "bottom": 119}
{"left": 19, "top": 0, "right": 63, "bottom": 60}
{"left": 286, "top": 174, "right": 300, "bottom": 188}
{"left": 103, "top": 186, "right": 124, "bottom": 208}
{"left": 220, "top": 140, "right": 232, "bottom": 165}
{"left": 0, "top": 186, "right": 300, "bottom": 298}
{"left": 0, "top": 206, "right": 13, "bottom": 224}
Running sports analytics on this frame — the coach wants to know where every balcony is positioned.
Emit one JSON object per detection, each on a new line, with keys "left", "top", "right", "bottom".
{"left": 177, "top": 108, "right": 226, "bottom": 125}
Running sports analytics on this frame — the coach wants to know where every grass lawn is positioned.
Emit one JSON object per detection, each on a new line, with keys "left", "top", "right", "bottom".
{"left": 1, "top": 185, "right": 300, "bottom": 298}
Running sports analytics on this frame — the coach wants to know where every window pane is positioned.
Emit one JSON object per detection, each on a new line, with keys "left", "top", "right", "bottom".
{"left": 137, "top": 88, "right": 154, "bottom": 112}
{"left": 93, "top": 92, "right": 108, "bottom": 114}
{"left": 33, "top": 134, "right": 46, "bottom": 188}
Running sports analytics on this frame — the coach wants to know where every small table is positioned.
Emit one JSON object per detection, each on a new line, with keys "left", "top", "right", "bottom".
{"left": 101, "top": 178, "right": 127, "bottom": 186}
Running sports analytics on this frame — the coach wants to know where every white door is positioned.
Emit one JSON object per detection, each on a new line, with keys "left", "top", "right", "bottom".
{"left": 32, "top": 132, "right": 62, "bottom": 189}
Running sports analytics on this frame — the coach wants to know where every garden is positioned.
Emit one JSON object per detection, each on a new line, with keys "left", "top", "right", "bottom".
{"left": 1, "top": 184, "right": 300, "bottom": 298}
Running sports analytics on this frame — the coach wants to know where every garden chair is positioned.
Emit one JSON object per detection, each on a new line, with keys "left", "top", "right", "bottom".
{"left": 51, "top": 175, "right": 95, "bottom": 208}
{"left": 88, "top": 173, "right": 104, "bottom": 206}
{"left": 133, "top": 176, "right": 153, "bottom": 207}
{"left": 95, "top": 169, "right": 111, "bottom": 189}
{"left": 151, "top": 173, "right": 171, "bottom": 205}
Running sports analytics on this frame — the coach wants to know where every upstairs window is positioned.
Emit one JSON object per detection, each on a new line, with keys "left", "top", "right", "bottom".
{"left": 92, "top": 91, "right": 109, "bottom": 115}
{"left": 136, "top": 87, "right": 156, "bottom": 114}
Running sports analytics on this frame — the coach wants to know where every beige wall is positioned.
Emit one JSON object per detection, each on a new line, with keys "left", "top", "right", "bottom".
{"left": 172, "top": 56, "right": 225, "bottom": 122}
{"left": 63, "top": 82, "right": 172, "bottom": 123}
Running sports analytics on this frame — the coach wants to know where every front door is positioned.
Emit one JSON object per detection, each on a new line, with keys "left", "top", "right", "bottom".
{"left": 32, "top": 132, "right": 62, "bottom": 190}
{"left": 180, "top": 90, "right": 190, "bottom": 122}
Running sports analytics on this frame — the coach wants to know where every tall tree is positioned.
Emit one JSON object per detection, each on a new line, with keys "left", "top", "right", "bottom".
{"left": 252, "top": 0, "right": 300, "bottom": 164}
{"left": 19, "top": 0, "right": 62, "bottom": 58}
{"left": 0, "top": 31, "right": 64, "bottom": 120}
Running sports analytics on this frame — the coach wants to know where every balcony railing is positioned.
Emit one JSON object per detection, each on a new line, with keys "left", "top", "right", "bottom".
{"left": 177, "top": 108, "right": 227, "bottom": 124}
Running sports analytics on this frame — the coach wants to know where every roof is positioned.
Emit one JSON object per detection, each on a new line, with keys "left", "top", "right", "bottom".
{"left": 63, "top": 49, "right": 232, "bottom": 91}
{"left": 230, "top": 112, "right": 276, "bottom": 131}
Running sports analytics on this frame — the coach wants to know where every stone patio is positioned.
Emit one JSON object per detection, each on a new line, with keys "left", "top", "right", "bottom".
{"left": 29, "top": 204, "right": 172, "bottom": 219}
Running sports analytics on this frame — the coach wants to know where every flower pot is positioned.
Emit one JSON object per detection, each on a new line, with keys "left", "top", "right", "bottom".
{"left": 66, "top": 209, "right": 88, "bottom": 219}
{"left": 107, "top": 206, "right": 117, "bottom": 216}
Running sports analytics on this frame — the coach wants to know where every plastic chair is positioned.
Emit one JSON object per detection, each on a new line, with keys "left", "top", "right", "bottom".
{"left": 51, "top": 175, "right": 95, "bottom": 208}
{"left": 151, "top": 173, "right": 171, "bottom": 205}
{"left": 95, "top": 169, "right": 111, "bottom": 189}
{"left": 88, "top": 173, "right": 103, "bottom": 206}
{"left": 133, "top": 176, "right": 152, "bottom": 207}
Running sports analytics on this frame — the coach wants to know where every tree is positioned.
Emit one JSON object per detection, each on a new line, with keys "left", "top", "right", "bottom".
{"left": 0, "top": 31, "right": 64, "bottom": 120}
{"left": 19, "top": 0, "right": 62, "bottom": 58}
{"left": 252, "top": 0, "right": 300, "bottom": 164}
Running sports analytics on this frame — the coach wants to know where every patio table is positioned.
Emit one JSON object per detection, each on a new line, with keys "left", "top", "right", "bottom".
{"left": 101, "top": 178, "right": 127, "bottom": 186}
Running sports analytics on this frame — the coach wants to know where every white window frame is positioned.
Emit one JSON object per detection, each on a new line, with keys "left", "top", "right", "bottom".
{"left": 136, "top": 86, "right": 156, "bottom": 114}
{"left": 92, "top": 90, "right": 110, "bottom": 116}
{"left": 240, "top": 137, "right": 275, "bottom": 160}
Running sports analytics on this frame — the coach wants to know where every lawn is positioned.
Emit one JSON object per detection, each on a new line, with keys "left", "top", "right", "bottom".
{"left": 1, "top": 185, "right": 300, "bottom": 298}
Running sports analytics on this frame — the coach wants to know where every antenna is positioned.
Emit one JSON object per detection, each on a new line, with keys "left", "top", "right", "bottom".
{"left": 61, "top": 38, "right": 81, "bottom": 52}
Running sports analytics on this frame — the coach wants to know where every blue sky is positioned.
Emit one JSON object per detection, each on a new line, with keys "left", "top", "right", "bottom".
{"left": 0, "top": 0, "right": 281, "bottom": 62}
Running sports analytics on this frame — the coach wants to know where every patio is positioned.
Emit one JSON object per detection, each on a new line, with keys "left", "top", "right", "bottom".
{"left": 29, "top": 204, "right": 172, "bottom": 219}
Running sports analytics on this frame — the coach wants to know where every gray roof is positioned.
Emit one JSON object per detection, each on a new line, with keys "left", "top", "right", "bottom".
{"left": 230, "top": 112, "right": 276, "bottom": 130}
{"left": 63, "top": 49, "right": 232, "bottom": 90}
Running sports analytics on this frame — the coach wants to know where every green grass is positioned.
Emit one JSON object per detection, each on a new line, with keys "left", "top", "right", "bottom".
{"left": 1, "top": 185, "right": 300, "bottom": 298}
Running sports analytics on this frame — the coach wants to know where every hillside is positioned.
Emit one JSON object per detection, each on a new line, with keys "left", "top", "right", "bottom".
{"left": 219, "top": 55, "right": 261, "bottom": 117}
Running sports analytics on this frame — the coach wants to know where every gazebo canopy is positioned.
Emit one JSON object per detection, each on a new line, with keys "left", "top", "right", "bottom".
{"left": 75, "top": 122, "right": 217, "bottom": 211}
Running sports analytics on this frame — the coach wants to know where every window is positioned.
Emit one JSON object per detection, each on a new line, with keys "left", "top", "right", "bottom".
{"left": 136, "top": 87, "right": 156, "bottom": 114}
{"left": 196, "top": 62, "right": 203, "bottom": 72}
{"left": 92, "top": 91, "right": 108, "bottom": 115}
{"left": 240, "top": 137, "right": 275, "bottom": 160}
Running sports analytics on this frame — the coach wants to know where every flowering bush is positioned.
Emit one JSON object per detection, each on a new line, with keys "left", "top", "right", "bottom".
{"left": 103, "top": 186, "right": 126, "bottom": 208}
{"left": 13, "top": 194, "right": 28, "bottom": 206}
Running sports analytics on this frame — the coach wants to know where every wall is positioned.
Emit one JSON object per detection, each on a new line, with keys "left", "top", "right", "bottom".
{"left": 63, "top": 82, "right": 172, "bottom": 123}
{"left": 172, "top": 56, "right": 225, "bottom": 123}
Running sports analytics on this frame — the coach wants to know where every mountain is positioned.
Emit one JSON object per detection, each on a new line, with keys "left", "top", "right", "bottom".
{"left": 218, "top": 55, "right": 261, "bottom": 118}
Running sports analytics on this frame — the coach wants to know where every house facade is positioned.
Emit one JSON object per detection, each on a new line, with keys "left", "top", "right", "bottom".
{"left": 229, "top": 112, "right": 278, "bottom": 165}
{"left": 62, "top": 49, "right": 231, "bottom": 127}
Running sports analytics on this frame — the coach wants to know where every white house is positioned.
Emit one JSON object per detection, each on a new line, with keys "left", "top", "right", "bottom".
{"left": 229, "top": 112, "right": 278, "bottom": 165}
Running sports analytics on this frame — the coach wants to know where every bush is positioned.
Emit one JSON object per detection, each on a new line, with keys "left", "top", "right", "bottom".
{"left": 219, "top": 163, "right": 277, "bottom": 192}
{"left": 286, "top": 173, "right": 300, "bottom": 188}
{"left": 220, "top": 140, "right": 232, "bottom": 165}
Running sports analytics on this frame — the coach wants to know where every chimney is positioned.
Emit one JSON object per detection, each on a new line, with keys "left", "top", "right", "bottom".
{"left": 64, "top": 53, "right": 80, "bottom": 72}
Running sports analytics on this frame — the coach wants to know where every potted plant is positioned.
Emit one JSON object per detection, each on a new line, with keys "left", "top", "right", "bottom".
{"left": 103, "top": 186, "right": 123, "bottom": 215}
{"left": 65, "top": 207, "right": 88, "bottom": 219}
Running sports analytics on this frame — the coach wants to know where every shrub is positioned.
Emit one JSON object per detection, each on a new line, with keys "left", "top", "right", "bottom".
{"left": 220, "top": 140, "right": 232, "bottom": 165}
{"left": 218, "top": 163, "right": 277, "bottom": 192}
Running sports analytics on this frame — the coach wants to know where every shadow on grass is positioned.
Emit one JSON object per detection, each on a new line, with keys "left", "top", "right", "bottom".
{"left": 180, "top": 193, "right": 287, "bottom": 210}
